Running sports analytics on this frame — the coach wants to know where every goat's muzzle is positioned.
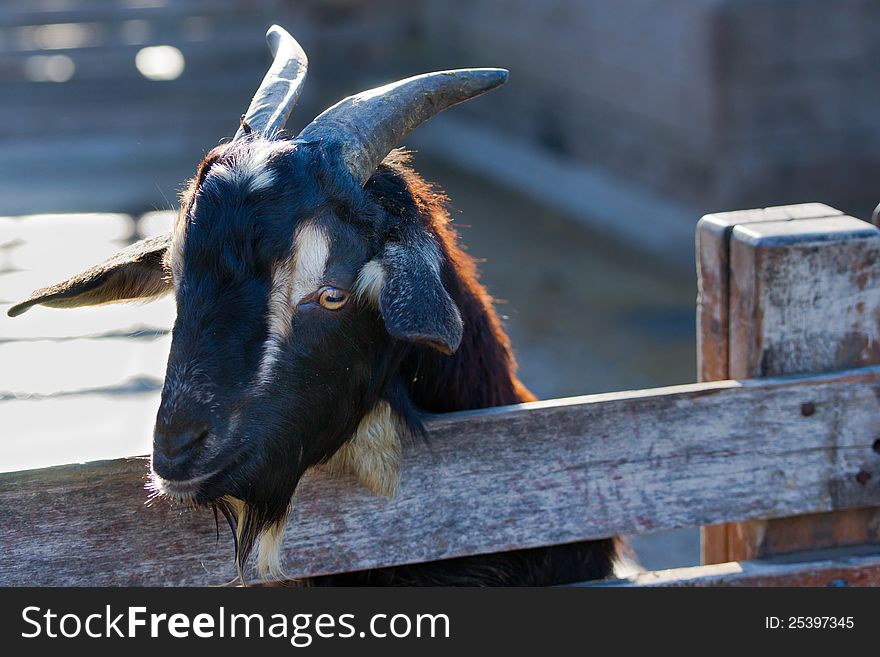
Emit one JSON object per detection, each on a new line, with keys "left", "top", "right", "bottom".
{"left": 151, "top": 404, "right": 219, "bottom": 486}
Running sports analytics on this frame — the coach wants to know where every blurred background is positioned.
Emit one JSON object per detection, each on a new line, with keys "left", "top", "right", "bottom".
{"left": 1, "top": 0, "right": 879, "bottom": 571}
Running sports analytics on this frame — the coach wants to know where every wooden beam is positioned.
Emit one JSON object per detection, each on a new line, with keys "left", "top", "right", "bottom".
{"left": 695, "top": 203, "right": 843, "bottom": 382}
{"left": 3, "top": 366, "right": 880, "bottom": 585}
{"left": 695, "top": 203, "right": 845, "bottom": 563}
{"left": 590, "top": 549, "right": 880, "bottom": 587}
{"left": 698, "top": 205, "right": 880, "bottom": 563}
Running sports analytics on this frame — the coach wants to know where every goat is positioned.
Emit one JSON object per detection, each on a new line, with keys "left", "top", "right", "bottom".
{"left": 9, "top": 26, "right": 619, "bottom": 585}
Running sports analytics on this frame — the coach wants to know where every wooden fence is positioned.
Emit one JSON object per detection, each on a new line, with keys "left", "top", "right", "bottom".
{"left": 1, "top": 202, "right": 879, "bottom": 585}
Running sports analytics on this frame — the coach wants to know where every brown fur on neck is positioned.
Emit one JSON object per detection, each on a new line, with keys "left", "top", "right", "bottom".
{"left": 375, "top": 152, "right": 535, "bottom": 413}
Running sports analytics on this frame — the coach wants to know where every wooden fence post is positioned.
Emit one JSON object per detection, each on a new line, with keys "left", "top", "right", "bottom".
{"left": 697, "top": 203, "right": 880, "bottom": 564}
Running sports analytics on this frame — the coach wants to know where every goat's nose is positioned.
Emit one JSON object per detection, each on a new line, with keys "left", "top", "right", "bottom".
{"left": 156, "top": 423, "right": 210, "bottom": 458}
{"left": 152, "top": 418, "right": 211, "bottom": 481}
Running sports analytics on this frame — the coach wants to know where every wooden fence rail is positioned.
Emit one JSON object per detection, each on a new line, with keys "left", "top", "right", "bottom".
{"left": 3, "top": 365, "right": 880, "bottom": 585}
{"left": 587, "top": 548, "right": 880, "bottom": 587}
{"left": 698, "top": 203, "right": 880, "bottom": 566}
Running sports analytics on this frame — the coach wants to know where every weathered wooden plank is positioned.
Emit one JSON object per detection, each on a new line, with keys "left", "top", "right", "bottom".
{"left": 695, "top": 203, "right": 843, "bottom": 563}
{"left": 589, "top": 549, "right": 880, "bottom": 587}
{"left": 729, "top": 215, "right": 880, "bottom": 379}
{"left": 702, "top": 208, "right": 880, "bottom": 563}
{"left": 695, "top": 204, "right": 842, "bottom": 382}
{"left": 2, "top": 366, "right": 879, "bottom": 585}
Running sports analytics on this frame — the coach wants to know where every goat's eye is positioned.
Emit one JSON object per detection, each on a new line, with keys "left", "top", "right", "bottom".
{"left": 318, "top": 286, "right": 349, "bottom": 310}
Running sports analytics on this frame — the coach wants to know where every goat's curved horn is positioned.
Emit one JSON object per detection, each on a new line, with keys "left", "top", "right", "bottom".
{"left": 296, "top": 68, "right": 508, "bottom": 185}
{"left": 234, "top": 25, "right": 308, "bottom": 140}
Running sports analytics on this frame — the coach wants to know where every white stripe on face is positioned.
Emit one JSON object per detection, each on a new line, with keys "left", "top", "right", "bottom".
{"left": 257, "top": 264, "right": 293, "bottom": 384}
{"left": 290, "top": 223, "right": 331, "bottom": 305}
{"left": 257, "top": 222, "right": 331, "bottom": 384}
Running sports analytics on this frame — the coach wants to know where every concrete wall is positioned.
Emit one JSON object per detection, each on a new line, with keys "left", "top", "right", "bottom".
{"left": 711, "top": 0, "right": 880, "bottom": 215}
{"left": 415, "top": 0, "right": 880, "bottom": 218}
{"left": 0, "top": 0, "right": 420, "bottom": 215}
{"left": 3, "top": 0, "right": 879, "bottom": 229}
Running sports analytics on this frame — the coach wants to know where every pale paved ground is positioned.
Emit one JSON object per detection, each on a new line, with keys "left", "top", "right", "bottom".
{"left": 0, "top": 213, "right": 171, "bottom": 471}
{"left": 0, "top": 158, "right": 700, "bottom": 571}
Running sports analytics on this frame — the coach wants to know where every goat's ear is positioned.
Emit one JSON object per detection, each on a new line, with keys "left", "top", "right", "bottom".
{"left": 362, "top": 236, "right": 463, "bottom": 355}
{"left": 7, "top": 233, "right": 173, "bottom": 317}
